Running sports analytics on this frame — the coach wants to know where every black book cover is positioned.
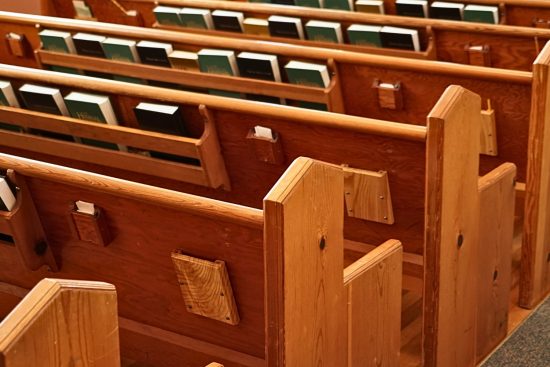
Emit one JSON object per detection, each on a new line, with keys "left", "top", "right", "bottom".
{"left": 237, "top": 57, "right": 276, "bottom": 81}
{"left": 20, "top": 89, "right": 73, "bottom": 141}
{"left": 430, "top": 6, "right": 462, "bottom": 21}
{"left": 380, "top": 31, "right": 416, "bottom": 51}
{"left": 136, "top": 46, "right": 172, "bottom": 67}
{"left": 133, "top": 105, "right": 187, "bottom": 136}
{"left": 268, "top": 20, "right": 301, "bottom": 39}
{"left": 246, "top": 94, "right": 281, "bottom": 104}
{"left": 212, "top": 14, "right": 242, "bottom": 33}
{"left": 73, "top": 38, "right": 112, "bottom": 79}
{"left": 272, "top": 0, "right": 295, "bottom": 5}
{"left": 396, "top": 3, "right": 426, "bottom": 17}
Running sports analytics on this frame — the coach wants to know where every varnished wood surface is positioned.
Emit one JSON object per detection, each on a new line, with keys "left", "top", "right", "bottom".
{"left": 0, "top": 278, "right": 119, "bottom": 367}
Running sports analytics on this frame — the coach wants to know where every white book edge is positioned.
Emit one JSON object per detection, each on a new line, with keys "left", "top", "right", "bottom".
{"left": 0, "top": 178, "right": 16, "bottom": 211}
{"left": 0, "top": 81, "right": 20, "bottom": 108}
{"left": 135, "top": 102, "right": 180, "bottom": 115}
{"left": 254, "top": 125, "right": 274, "bottom": 140}
{"left": 75, "top": 200, "right": 95, "bottom": 215}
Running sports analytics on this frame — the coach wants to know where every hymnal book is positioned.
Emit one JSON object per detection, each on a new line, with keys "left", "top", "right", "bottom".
{"left": 39, "top": 29, "right": 79, "bottom": 75}
{"left": 464, "top": 5, "right": 499, "bottom": 24}
{"left": 180, "top": 8, "right": 214, "bottom": 29}
{"left": 73, "top": 1, "right": 94, "bottom": 18}
{"left": 324, "top": 0, "right": 353, "bottom": 11}
{"left": 355, "top": 0, "right": 385, "bottom": 14}
{"left": 198, "top": 49, "right": 242, "bottom": 99}
{"left": 134, "top": 102, "right": 186, "bottom": 136}
{"left": 285, "top": 60, "right": 330, "bottom": 110}
{"left": 395, "top": 0, "right": 428, "bottom": 18}
{"left": 136, "top": 41, "right": 173, "bottom": 68}
{"left": 19, "top": 84, "right": 75, "bottom": 141}
{"left": 295, "top": 0, "right": 323, "bottom": 8}
{"left": 153, "top": 6, "right": 183, "bottom": 27}
{"left": 237, "top": 52, "right": 282, "bottom": 104}
{"left": 0, "top": 176, "right": 16, "bottom": 212}
{"left": 168, "top": 50, "right": 199, "bottom": 71}
{"left": 243, "top": 18, "right": 270, "bottom": 36}
{"left": 212, "top": 10, "right": 244, "bottom": 33}
{"left": 429, "top": 2, "right": 464, "bottom": 21}
{"left": 0, "top": 80, "right": 22, "bottom": 132}
{"left": 268, "top": 16, "right": 305, "bottom": 40}
{"left": 347, "top": 25, "right": 382, "bottom": 47}
{"left": 305, "top": 20, "right": 343, "bottom": 44}
{"left": 64, "top": 91, "right": 127, "bottom": 151}
{"left": 73, "top": 33, "right": 110, "bottom": 79}
{"left": 271, "top": 0, "right": 295, "bottom": 5}
{"left": 102, "top": 37, "right": 144, "bottom": 84}
{"left": 380, "top": 26, "right": 420, "bottom": 51}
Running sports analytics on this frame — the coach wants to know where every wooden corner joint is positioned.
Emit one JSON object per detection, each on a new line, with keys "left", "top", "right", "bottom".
{"left": 171, "top": 251, "right": 240, "bottom": 325}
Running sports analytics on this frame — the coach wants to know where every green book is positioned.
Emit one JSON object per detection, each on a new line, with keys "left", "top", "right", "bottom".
{"left": 102, "top": 37, "right": 145, "bottom": 84}
{"left": 285, "top": 60, "right": 330, "bottom": 111}
{"left": 0, "top": 80, "right": 21, "bottom": 132}
{"left": 198, "top": 49, "right": 242, "bottom": 99}
{"left": 39, "top": 29, "right": 80, "bottom": 75}
{"left": 64, "top": 92, "right": 127, "bottom": 151}
{"left": 306, "top": 20, "right": 343, "bottom": 44}
{"left": 324, "top": 0, "right": 353, "bottom": 11}
{"left": 153, "top": 6, "right": 183, "bottom": 27}
{"left": 347, "top": 24, "right": 382, "bottom": 47}
{"left": 464, "top": 5, "right": 499, "bottom": 24}
{"left": 180, "top": 8, "right": 214, "bottom": 29}
{"left": 295, "top": 0, "right": 323, "bottom": 8}
{"left": 249, "top": 0, "right": 271, "bottom": 3}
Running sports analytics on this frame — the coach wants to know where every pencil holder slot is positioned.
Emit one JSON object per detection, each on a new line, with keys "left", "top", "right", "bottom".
{"left": 465, "top": 44, "right": 491, "bottom": 67}
{"left": 0, "top": 170, "right": 58, "bottom": 271}
{"left": 246, "top": 128, "right": 285, "bottom": 165}
{"left": 372, "top": 79, "right": 403, "bottom": 110}
{"left": 5, "top": 33, "right": 27, "bottom": 58}
{"left": 71, "top": 205, "right": 112, "bottom": 247}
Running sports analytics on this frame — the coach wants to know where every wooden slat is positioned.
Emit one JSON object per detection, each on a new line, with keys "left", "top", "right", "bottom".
{"left": 0, "top": 278, "right": 119, "bottom": 367}
{"left": 521, "top": 41, "right": 550, "bottom": 308}
{"left": 344, "top": 239, "right": 402, "bottom": 367}
{"left": 264, "top": 157, "right": 346, "bottom": 366}
{"left": 476, "top": 163, "right": 516, "bottom": 362}
{"left": 423, "top": 85, "right": 481, "bottom": 367}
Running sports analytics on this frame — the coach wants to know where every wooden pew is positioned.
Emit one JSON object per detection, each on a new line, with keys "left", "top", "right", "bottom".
{"left": 0, "top": 83, "right": 511, "bottom": 366}
{"left": 44, "top": 0, "right": 550, "bottom": 71}
{"left": 0, "top": 155, "right": 404, "bottom": 366}
{"left": 0, "top": 278, "right": 120, "bottom": 367}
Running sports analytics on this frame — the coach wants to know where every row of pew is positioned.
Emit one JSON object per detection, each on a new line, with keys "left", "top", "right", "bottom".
{"left": 0, "top": 1, "right": 549, "bottom": 366}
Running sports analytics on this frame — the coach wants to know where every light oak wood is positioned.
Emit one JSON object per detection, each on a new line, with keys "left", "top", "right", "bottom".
{"left": 344, "top": 239, "right": 402, "bottom": 367}
{"left": 476, "top": 163, "right": 516, "bottom": 362}
{"left": 0, "top": 278, "right": 119, "bottom": 367}
{"left": 171, "top": 252, "right": 240, "bottom": 326}
{"left": 264, "top": 157, "right": 346, "bottom": 366}
{"left": 343, "top": 167, "right": 394, "bottom": 224}
{"left": 206, "top": 364, "right": 224, "bottom": 367}
{"left": 480, "top": 103, "right": 498, "bottom": 156}
{"left": 424, "top": 85, "right": 481, "bottom": 367}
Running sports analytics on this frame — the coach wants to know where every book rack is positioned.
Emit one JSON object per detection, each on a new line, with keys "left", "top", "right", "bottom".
{"left": 34, "top": 49, "right": 346, "bottom": 113}
{"left": 154, "top": 22, "right": 437, "bottom": 61}
{"left": 0, "top": 105, "right": 230, "bottom": 189}
{"left": 0, "top": 170, "right": 57, "bottom": 272}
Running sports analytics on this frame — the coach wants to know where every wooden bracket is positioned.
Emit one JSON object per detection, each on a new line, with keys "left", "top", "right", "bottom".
{"left": 533, "top": 18, "right": 550, "bottom": 28}
{"left": 372, "top": 79, "right": 403, "bottom": 110}
{"left": 343, "top": 166, "right": 394, "bottom": 224}
{"left": 0, "top": 170, "right": 57, "bottom": 272}
{"left": 71, "top": 206, "right": 112, "bottom": 247}
{"left": 5, "top": 33, "right": 27, "bottom": 58}
{"left": 171, "top": 251, "right": 240, "bottom": 325}
{"left": 465, "top": 44, "right": 491, "bottom": 67}
{"left": 246, "top": 128, "right": 285, "bottom": 165}
{"left": 480, "top": 99, "right": 498, "bottom": 156}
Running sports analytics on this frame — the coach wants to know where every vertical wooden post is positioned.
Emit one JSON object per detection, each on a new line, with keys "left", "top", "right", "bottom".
{"left": 423, "top": 85, "right": 481, "bottom": 367}
{"left": 264, "top": 157, "right": 346, "bottom": 367}
{"left": 521, "top": 41, "right": 550, "bottom": 309}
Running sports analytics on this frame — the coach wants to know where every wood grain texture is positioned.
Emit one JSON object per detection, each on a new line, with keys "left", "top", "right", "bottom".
{"left": 423, "top": 86, "right": 481, "bottom": 367}
{"left": 0, "top": 278, "right": 119, "bottom": 367}
{"left": 343, "top": 167, "right": 394, "bottom": 224}
{"left": 476, "top": 163, "right": 516, "bottom": 362}
{"left": 264, "top": 157, "right": 346, "bottom": 366}
{"left": 480, "top": 107, "right": 498, "bottom": 156}
{"left": 344, "top": 239, "right": 402, "bottom": 367}
{"left": 521, "top": 42, "right": 550, "bottom": 308}
{"left": 171, "top": 252, "right": 240, "bottom": 326}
